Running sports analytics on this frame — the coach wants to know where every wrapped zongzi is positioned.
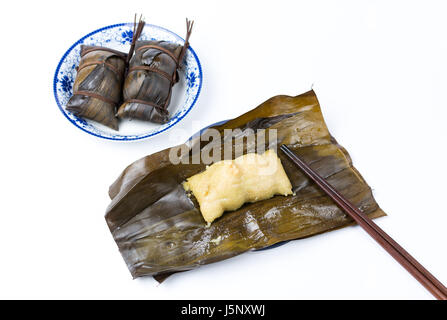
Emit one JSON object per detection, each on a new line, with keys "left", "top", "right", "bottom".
{"left": 66, "top": 45, "right": 127, "bottom": 130}
{"left": 105, "top": 90, "right": 385, "bottom": 281}
{"left": 116, "top": 19, "right": 194, "bottom": 124}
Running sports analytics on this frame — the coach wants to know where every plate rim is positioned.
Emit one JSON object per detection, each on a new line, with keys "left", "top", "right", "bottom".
{"left": 53, "top": 22, "right": 203, "bottom": 141}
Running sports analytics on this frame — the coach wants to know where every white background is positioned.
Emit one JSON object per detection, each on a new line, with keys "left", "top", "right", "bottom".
{"left": 0, "top": 0, "right": 446, "bottom": 299}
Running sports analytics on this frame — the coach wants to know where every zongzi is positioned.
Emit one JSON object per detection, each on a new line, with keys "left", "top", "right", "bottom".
{"left": 66, "top": 45, "right": 127, "bottom": 130}
{"left": 105, "top": 90, "right": 385, "bottom": 280}
{"left": 116, "top": 19, "right": 194, "bottom": 124}
{"left": 183, "top": 150, "right": 293, "bottom": 223}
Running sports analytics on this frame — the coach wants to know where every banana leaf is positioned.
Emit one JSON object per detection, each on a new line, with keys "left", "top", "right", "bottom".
{"left": 105, "top": 90, "right": 385, "bottom": 281}
{"left": 66, "top": 45, "right": 127, "bottom": 130}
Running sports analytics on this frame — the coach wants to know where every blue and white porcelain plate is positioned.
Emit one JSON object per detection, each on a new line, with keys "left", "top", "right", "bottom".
{"left": 53, "top": 23, "right": 202, "bottom": 141}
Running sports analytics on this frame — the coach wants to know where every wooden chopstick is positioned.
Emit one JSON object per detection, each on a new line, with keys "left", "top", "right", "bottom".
{"left": 280, "top": 144, "right": 447, "bottom": 300}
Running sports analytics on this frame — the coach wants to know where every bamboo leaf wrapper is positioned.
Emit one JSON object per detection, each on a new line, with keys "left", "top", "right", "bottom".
{"left": 105, "top": 90, "right": 385, "bottom": 280}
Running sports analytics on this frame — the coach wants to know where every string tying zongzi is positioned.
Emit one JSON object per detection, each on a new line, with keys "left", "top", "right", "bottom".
{"left": 178, "top": 18, "right": 194, "bottom": 68}
{"left": 126, "top": 14, "right": 145, "bottom": 66}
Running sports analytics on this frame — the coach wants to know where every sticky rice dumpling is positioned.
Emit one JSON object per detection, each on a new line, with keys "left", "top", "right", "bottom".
{"left": 66, "top": 45, "right": 127, "bottom": 130}
{"left": 116, "top": 19, "right": 194, "bottom": 124}
{"left": 183, "top": 150, "right": 293, "bottom": 223}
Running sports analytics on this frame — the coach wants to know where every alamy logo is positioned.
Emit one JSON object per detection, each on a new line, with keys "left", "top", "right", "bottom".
{"left": 168, "top": 125, "right": 278, "bottom": 166}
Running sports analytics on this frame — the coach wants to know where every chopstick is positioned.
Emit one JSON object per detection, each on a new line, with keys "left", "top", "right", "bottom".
{"left": 280, "top": 144, "right": 447, "bottom": 300}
